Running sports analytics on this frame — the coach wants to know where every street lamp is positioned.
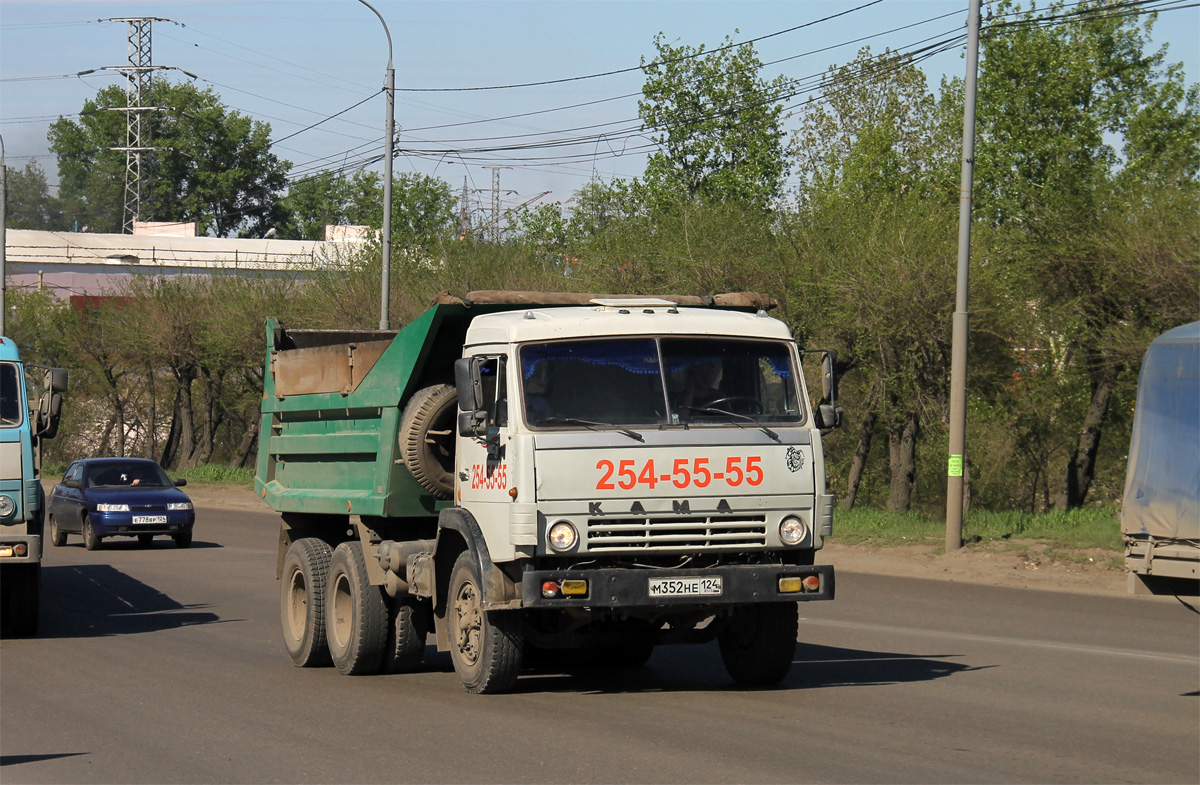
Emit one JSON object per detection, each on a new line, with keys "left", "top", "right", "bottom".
{"left": 356, "top": 0, "right": 394, "bottom": 331}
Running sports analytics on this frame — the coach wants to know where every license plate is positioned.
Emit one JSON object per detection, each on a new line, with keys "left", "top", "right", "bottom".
{"left": 133, "top": 515, "right": 167, "bottom": 525}
{"left": 648, "top": 576, "right": 723, "bottom": 597}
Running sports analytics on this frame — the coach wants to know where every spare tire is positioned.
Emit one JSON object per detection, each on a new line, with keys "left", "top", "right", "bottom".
{"left": 400, "top": 384, "right": 458, "bottom": 498}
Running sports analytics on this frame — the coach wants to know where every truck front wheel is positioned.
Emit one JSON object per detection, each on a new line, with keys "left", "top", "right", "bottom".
{"left": 280, "top": 538, "right": 334, "bottom": 667}
{"left": 448, "top": 551, "right": 523, "bottom": 694}
{"left": 327, "top": 541, "right": 388, "bottom": 675}
{"left": 718, "top": 603, "right": 799, "bottom": 686}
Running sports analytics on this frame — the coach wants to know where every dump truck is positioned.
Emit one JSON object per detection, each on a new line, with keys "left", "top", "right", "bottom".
{"left": 0, "top": 336, "right": 67, "bottom": 637}
{"left": 255, "top": 291, "right": 841, "bottom": 692}
{"left": 1121, "top": 321, "right": 1199, "bottom": 595}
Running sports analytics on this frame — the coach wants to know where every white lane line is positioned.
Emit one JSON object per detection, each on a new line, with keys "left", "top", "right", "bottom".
{"left": 798, "top": 617, "right": 1200, "bottom": 665}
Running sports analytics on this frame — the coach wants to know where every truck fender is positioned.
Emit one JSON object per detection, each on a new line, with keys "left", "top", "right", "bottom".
{"left": 432, "top": 507, "right": 519, "bottom": 608}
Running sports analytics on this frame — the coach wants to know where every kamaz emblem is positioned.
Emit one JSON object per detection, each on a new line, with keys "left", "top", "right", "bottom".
{"left": 785, "top": 447, "right": 805, "bottom": 473}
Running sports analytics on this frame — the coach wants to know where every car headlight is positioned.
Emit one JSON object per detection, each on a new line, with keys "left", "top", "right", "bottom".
{"left": 167, "top": 502, "right": 193, "bottom": 511}
{"left": 0, "top": 495, "right": 15, "bottom": 518}
{"left": 779, "top": 515, "right": 809, "bottom": 545}
{"left": 96, "top": 503, "right": 130, "bottom": 512}
{"left": 547, "top": 521, "right": 578, "bottom": 552}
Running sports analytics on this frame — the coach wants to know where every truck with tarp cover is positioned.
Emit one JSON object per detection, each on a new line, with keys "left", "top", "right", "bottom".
{"left": 1121, "top": 321, "right": 1199, "bottom": 595}
{"left": 255, "top": 291, "right": 841, "bottom": 692}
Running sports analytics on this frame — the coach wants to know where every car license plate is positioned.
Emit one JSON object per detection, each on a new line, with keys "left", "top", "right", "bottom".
{"left": 648, "top": 576, "right": 722, "bottom": 597}
{"left": 133, "top": 515, "right": 167, "bottom": 525}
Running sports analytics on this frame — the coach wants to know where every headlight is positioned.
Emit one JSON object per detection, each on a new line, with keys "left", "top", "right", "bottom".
{"left": 96, "top": 503, "right": 130, "bottom": 512}
{"left": 167, "top": 502, "right": 193, "bottom": 511}
{"left": 0, "top": 495, "right": 15, "bottom": 517}
{"left": 547, "top": 521, "right": 578, "bottom": 552}
{"left": 779, "top": 515, "right": 809, "bottom": 545}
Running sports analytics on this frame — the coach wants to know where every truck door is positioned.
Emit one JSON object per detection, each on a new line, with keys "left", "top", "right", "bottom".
{"left": 457, "top": 355, "right": 513, "bottom": 523}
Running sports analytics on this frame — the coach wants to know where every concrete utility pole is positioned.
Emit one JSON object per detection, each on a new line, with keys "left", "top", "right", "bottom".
{"left": 945, "top": 0, "right": 984, "bottom": 552}
{"left": 356, "top": 0, "right": 395, "bottom": 331}
{"left": 106, "top": 17, "right": 170, "bottom": 234}
{"left": 1, "top": 133, "right": 7, "bottom": 336}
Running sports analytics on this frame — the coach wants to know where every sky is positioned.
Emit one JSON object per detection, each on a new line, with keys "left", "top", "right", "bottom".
{"left": 2, "top": 0, "right": 1198, "bottom": 225}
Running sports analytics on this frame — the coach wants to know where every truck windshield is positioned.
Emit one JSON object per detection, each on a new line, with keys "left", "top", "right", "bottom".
{"left": 520, "top": 337, "right": 803, "bottom": 428}
{"left": 0, "top": 363, "right": 23, "bottom": 427}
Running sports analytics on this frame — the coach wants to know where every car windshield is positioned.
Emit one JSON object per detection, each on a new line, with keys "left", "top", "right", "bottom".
{"left": 520, "top": 336, "right": 804, "bottom": 428}
{"left": 87, "top": 463, "right": 173, "bottom": 489}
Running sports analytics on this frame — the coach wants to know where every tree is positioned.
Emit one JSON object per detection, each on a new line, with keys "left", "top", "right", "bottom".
{"left": 976, "top": 0, "right": 1200, "bottom": 508}
{"left": 280, "top": 169, "right": 380, "bottom": 241}
{"left": 3, "top": 161, "right": 63, "bottom": 230}
{"left": 48, "top": 79, "right": 290, "bottom": 236}
{"left": 639, "top": 33, "right": 790, "bottom": 209}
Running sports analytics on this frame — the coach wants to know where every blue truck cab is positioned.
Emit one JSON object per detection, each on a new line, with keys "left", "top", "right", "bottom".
{"left": 0, "top": 337, "right": 66, "bottom": 636}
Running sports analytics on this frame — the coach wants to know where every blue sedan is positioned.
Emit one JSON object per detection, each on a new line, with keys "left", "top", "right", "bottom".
{"left": 48, "top": 458, "right": 195, "bottom": 550}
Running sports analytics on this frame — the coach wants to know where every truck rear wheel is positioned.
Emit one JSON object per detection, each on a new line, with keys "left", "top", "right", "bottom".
{"left": 327, "top": 541, "right": 388, "bottom": 675}
{"left": 448, "top": 551, "right": 523, "bottom": 693}
{"left": 0, "top": 563, "right": 41, "bottom": 637}
{"left": 399, "top": 384, "right": 457, "bottom": 498}
{"left": 718, "top": 603, "right": 799, "bottom": 686}
{"left": 380, "top": 595, "right": 431, "bottom": 673}
{"left": 281, "top": 538, "right": 334, "bottom": 667}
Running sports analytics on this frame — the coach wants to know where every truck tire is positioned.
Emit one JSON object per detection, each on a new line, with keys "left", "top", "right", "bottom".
{"left": 400, "top": 384, "right": 457, "bottom": 498}
{"left": 380, "top": 595, "right": 431, "bottom": 674}
{"left": 327, "top": 541, "right": 388, "bottom": 675}
{"left": 82, "top": 515, "right": 101, "bottom": 551}
{"left": 718, "top": 603, "right": 799, "bottom": 686}
{"left": 448, "top": 551, "right": 523, "bottom": 694}
{"left": 280, "top": 538, "right": 334, "bottom": 668}
{"left": 50, "top": 515, "right": 67, "bottom": 547}
{"left": 0, "top": 563, "right": 40, "bottom": 637}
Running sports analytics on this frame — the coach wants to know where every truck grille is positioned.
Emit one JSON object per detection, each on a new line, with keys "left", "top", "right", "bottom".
{"left": 586, "top": 516, "right": 767, "bottom": 552}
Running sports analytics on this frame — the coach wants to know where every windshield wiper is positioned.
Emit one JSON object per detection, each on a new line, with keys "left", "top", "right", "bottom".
{"left": 541, "top": 416, "right": 644, "bottom": 442}
{"left": 687, "top": 406, "right": 780, "bottom": 441}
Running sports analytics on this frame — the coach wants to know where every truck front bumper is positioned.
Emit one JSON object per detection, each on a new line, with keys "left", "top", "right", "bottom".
{"left": 0, "top": 533, "right": 42, "bottom": 563}
{"left": 520, "top": 563, "right": 834, "bottom": 608}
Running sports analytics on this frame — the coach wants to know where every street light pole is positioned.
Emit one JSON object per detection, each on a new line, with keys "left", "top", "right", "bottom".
{"left": 1, "top": 133, "right": 7, "bottom": 337}
{"left": 946, "top": 0, "right": 983, "bottom": 552}
{"left": 356, "top": 0, "right": 394, "bottom": 331}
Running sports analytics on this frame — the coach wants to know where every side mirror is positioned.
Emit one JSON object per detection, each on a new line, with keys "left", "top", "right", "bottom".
{"left": 458, "top": 410, "right": 487, "bottom": 438}
{"left": 454, "top": 358, "right": 483, "bottom": 412}
{"left": 64, "top": 478, "right": 81, "bottom": 490}
{"left": 36, "top": 391, "right": 63, "bottom": 440}
{"left": 820, "top": 351, "right": 838, "bottom": 403}
{"left": 173, "top": 478, "right": 188, "bottom": 487}
{"left": 44, "top": 368, "right": 68, "bottom": 394}
{"left": 816, "top": 403, "right": 844, "bottom": 430}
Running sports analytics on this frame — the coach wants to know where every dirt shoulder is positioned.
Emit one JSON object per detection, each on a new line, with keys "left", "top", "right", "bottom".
{"left": 180, "top": 482, "right": 1132, "bottom": 598}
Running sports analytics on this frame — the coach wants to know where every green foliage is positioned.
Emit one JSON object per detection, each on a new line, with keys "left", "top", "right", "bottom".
{"left": 3, "top": 161, "right": 64, "bottom": 230}
{"left": 279, "top": 169, "right": 380, "bottom": 240}
{"left": 49, "top": 79, "right": 290, "bottom": 236}
{"left": 639, "top": 33, "right": 789, "bottom": 209}
{"left": 173, "top": 464, "right": 255, "bottom": 486}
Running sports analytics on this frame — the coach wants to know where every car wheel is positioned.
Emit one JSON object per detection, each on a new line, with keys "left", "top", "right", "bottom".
{"left": 280, "top": 538, "right": 334, "bottom": 668}
{"left": 138, "top": 534, "right": 154, "bottom": 547}
{"left": 448, "top": 550, "right": 523, "bottom": 694}
{"left": 49, "top": 515, "right": 67, "bottom": 547}
{"left": 717, "top": 603, "right": 799, "bottom": 686}
{"left": 173, "top": 531, "right": 192, "bottom": 549}
{"left": 326, "top": 541, "right": 388, "bottom": 675}
{"left": 82, "top": 515, "right": 101, "bottom": 551}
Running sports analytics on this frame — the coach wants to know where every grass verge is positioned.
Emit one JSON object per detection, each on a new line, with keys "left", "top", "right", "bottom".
{"left": 831, "top": 506, "right": 1122, "bottom": 552}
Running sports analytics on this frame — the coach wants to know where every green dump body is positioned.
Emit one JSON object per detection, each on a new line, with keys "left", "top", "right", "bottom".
{"left": 257, "top": 301, "right": 474, "bottom": 519}
{"left": 254, "top": 291, "right": 776, "bottom": 520}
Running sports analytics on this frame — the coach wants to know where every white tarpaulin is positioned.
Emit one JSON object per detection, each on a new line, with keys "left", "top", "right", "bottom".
{"left": 1120, "top": 322, "right": 1200, "bottom": 541}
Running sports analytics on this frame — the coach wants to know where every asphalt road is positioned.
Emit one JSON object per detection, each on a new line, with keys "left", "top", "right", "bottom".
{"left": 2, "top": 503, "right": 1197, "bottom": 784}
